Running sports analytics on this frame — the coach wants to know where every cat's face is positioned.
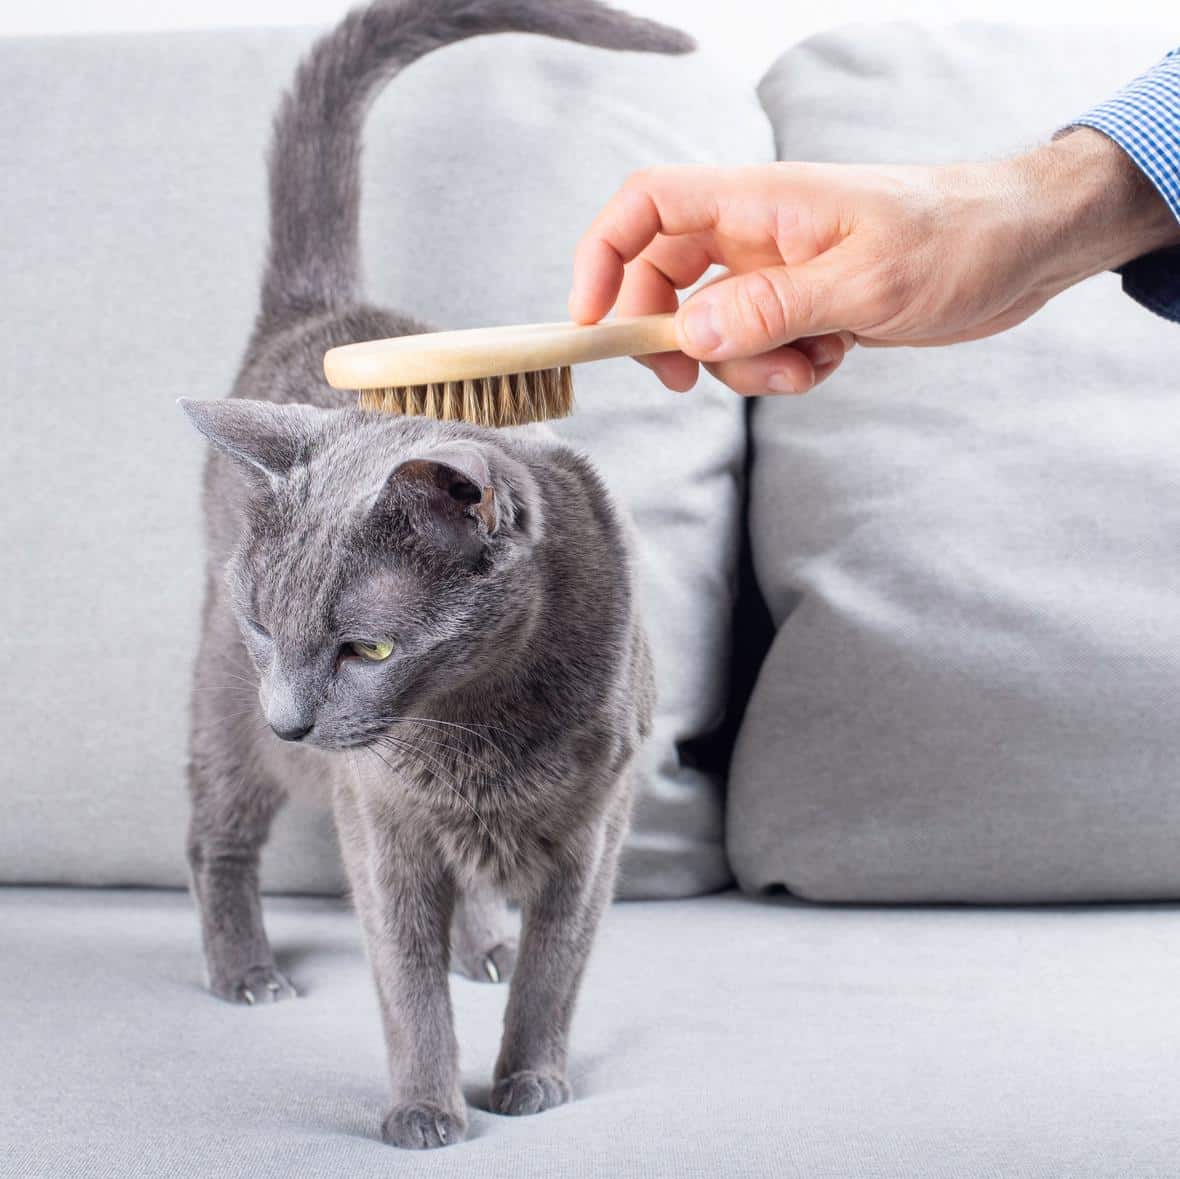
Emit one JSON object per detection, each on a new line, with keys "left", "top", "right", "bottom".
{"left": 183, "top": 399, "right": 540, "bottom": 749}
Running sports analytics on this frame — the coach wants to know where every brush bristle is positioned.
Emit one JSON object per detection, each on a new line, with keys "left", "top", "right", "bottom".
{"left": 356, "top": 366, "right": 574, "bottom": 428}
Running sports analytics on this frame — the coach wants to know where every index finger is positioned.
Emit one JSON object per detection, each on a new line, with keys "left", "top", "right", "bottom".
{"left": 568, "top": 166, "right": 726, "bottom": 324}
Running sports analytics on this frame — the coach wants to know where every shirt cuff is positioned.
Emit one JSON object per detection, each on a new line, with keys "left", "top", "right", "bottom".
{"left": 1070, "top": 48, "right": 1180, "bottom": 223}
{"left": 1067, "top": 49, "right": 1180, "bottom": 324}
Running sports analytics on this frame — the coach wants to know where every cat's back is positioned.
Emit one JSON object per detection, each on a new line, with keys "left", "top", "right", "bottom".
{"left": 499, "top": 424, "right": 632, "bottom": 572}
{"left": 498, "top": 424, "right": 653, "bottom": 727}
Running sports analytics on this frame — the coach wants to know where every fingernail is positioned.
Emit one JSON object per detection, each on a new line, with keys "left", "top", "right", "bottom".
{"left": 681, "top": 300, "right": 721, "bottom": 354}
{"left": 767, "top": 372, "right": 803, "bottom": 394}
{"left": 838, "top": 330, "right": 856, "bottom": 351}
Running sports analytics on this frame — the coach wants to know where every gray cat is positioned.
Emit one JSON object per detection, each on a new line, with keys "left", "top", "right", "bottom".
{"left": 179, "top": 0, "right": 688, "bottom": 1151}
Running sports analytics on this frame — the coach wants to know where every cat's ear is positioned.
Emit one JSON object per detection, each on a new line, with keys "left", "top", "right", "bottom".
{"left": 178, "top": 398, "right": 321, "bottom": 484}
{"left": 367, "top": 443, "right": 499, "bottom": 548}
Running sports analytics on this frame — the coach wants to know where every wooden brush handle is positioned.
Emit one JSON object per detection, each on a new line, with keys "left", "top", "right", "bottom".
{"left": 324, "top": 314, "right": 679, "bottom": 388}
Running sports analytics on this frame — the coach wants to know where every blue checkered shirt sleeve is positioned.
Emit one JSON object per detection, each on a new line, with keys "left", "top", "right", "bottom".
{"left": 1069, "top": 48, "right": 1180, "bottom": 323}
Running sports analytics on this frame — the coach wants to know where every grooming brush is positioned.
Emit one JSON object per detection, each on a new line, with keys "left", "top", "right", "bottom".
{"left": 323, "top": 313, "right": 679, "bottom": 428}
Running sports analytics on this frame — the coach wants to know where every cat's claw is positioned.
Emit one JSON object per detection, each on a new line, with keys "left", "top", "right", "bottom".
{"left": 212, "top": 965, "right": 297, "bottom": 1006}
{"left": 381, "top": 1103, "right": 465, "bottom": 1150}
{"left": 481, "top": 941, "right": 516, "bottom": 984}
{"left": 450, "top": 886, "right": 518, "bottom": 984}
{"left": 451, "top": 938, "right": 516, "bottom": 985}
{"left": 490, "top": 1070, "right": 571, "bottom": 1117}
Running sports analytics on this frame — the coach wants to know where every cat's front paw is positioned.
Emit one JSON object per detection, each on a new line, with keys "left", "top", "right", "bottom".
{"left": 381, "top": 1103, "right": 466, "bottom": 1150}
{"left": 490, "top": 1070, "right": 571, "bottom": 1117}
{"left": 209, "top": 964, "right": 297, "bottom": 1006}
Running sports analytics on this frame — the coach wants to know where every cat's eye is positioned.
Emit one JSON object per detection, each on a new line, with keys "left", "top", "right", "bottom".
{"left": 349, "top": 639, "right": 394, "bottom": 662}
{"left": 246, "top": 618, "right": 270, "bottom": 639}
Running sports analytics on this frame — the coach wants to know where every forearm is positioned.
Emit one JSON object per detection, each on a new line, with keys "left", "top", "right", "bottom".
{"left": 1010, "top": 127, "right": 1180, "bottom": 292}
{"left": 1060, "top": 48, "right": 1180, "bottom": 322}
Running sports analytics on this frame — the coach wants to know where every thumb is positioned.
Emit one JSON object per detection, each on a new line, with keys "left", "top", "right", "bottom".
{"left": 675, "top": 257, "right": 846, "bottom": 361}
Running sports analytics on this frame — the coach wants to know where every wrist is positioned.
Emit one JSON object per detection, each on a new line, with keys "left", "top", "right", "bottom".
{"left": 1011, "top": 129, "right": 1180, "bottom": 288}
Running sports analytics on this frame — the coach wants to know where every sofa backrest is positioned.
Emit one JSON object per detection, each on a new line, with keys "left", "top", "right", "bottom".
{"left": 733, "top": 24, "right": 1180, "bottom": 902}
{"left": 0, "top": 26, "right": 773, "bottom": 896}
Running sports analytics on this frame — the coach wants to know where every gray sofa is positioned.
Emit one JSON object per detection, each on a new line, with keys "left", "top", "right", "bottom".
{"left": 4, "top": 16, "right": 1178, "bottom": 1178}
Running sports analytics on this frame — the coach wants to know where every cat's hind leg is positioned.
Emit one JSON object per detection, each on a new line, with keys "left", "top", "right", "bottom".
{"left": 450, "top": 878, "right": 518, "bottom": 984}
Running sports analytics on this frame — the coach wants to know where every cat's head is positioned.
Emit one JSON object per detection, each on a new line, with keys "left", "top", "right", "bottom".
{"left": 181, "top": 398, "right": 544, "bottom": 749}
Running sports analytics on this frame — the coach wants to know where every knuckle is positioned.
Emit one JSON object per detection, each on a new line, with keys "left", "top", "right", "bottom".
{"left": 707, "top": 361, "right": 768, "bottom": 398}
{"left": 768, "top": 160, "right": 808, "bottom": 188}
{"left": 620, "top": 166, "right": 681, "bottom": 214}
{"left": 621, "top": 167, "right": 657, "bottom": 196}
{"left": 612, "top": 174, "right": 660, "bottom": 234}
{"left": 735, "top": 269, "right": 801, "bottom": 344}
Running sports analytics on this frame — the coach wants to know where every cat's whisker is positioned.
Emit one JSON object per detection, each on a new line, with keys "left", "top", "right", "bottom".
{"left": 370, "top": 734, "right": 497, "bottom": 847}
{"left": 199, "top": 706, "right": 265, "bottom": 726}
{"left": 380, "top": 726, "right": 494, "bottom": 766}
{"left": 208, "top": 657, "right": 258, "bottom": 682}
{"left": 414, "top": 715, "right": 517, "bottom": 738}
{"left": 373, "top": 735, "right": 491, "bottom": 811}
{"left": 386, "top": 713, "right": 515, "bottom": 740}
{"left": 383, "top": 714, "right": 511, "bottom": 762}
{"left": 207, "top": 676, "right": 259, "bottom": 694}
{"left": 368, "top": 736, "right": 497, "bottom": 849}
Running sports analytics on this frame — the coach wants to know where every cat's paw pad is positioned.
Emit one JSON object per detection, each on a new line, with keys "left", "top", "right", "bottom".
{"left": 490, "top": 1070, "right": 571, "bottom": 1117}
{"left": 211, "top": 965, "right": 297, "bottom": 1006}
{"left": 451, "top": 938, "right": 517, "bottom": 985}
{"left": 381, "top": 1103, "right": 466, "bottom": 1150}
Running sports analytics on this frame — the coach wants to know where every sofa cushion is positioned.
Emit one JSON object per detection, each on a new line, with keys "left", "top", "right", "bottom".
{"left": 0, "top": 26, "right": 773, "bottom": 897}
{"left": 5, "top": 886, "right": 1180, "bottom": 1176}
{"left": 729, "top": 24, "right": 1180, "bottom": 901}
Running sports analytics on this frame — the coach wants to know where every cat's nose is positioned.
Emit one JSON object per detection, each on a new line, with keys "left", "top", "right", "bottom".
{"left": 271, "top": 720, "right": 313, "bottom": 742}
{"left": 266, "top": 684, "right": 314, "bottom": 742}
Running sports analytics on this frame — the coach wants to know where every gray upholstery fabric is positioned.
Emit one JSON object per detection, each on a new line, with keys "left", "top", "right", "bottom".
{"left": 730, "top": 24, "right": 1180, "bottom": 902}
{"left": 0, "top": 27, "right": 773, "bottom": 897}
{"left": 6, "top": 885, "right": 1180, "bottom": 1177}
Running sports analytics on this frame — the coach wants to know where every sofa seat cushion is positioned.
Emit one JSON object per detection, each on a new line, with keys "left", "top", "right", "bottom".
{"left": 5, "top": 887, "right": 1180, "bottom": 1176}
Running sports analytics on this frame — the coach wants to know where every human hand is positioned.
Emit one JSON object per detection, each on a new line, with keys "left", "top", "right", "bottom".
{"left": 569, "top": 129, "right": 1180, "bottom": 395}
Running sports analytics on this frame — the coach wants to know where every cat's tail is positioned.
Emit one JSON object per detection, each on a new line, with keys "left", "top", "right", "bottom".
{"left": 258, "top": 0, "right": 694, "bottom": 327}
